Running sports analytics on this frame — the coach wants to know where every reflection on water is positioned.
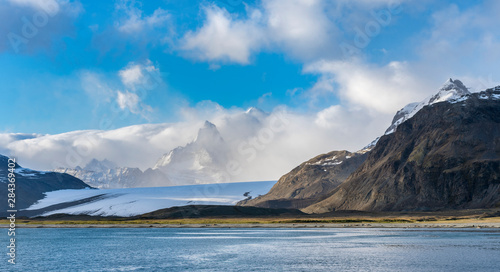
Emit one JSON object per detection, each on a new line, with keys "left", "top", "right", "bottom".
{"left": 7, "top": 228, "right": 500, "bottom": 271}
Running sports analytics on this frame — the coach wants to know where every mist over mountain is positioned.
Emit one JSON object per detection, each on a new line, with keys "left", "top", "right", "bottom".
{"left": 153, "top": 121, "right": 231, "bottom": 185}
{"left": 0, "top": 104, "right": 391, "bottom": 185}
{"left": 53, "top": 158, "right": 170, "bottom": 188}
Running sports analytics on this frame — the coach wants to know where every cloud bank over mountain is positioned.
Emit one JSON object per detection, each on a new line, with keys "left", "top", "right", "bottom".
{"left": 0, "top": 102, "right": 393, "bottom": 183}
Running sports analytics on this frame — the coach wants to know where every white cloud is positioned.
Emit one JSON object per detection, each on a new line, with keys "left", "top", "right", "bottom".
{"left": 414, "top": 1, "right": 500, "bottom": 91}
{"left": 181, "top": 5, "right": 265, "bottom": 64}
{"left": 180, "top": 0, "right": 409, "bottom": 64}
{"left": 80, "top": 71, "right": 115, "bottom": 104}
{"left": 118, "top": 59, "right": 161, "bottom": 90}
{"left": 181, "top": 0, "right": 336, "bottom": 63}
{"left": 1, "top": 102, "right": 389, "bottom": 182}
{"left": 115, "top": 60, "right": 161, "bottom": 118}
{"left": 304, "top": 60, "right": 432, "bottom": 114}
{"left": 114, "top": 0, "right": 170, "bottom": 34}
{"left": 7, "top": 0, "right": 60, "bottom": 14}
{"left": 79, "top": 60, "right": 162, "bottom": 120}
{"left": 263, "top": 0, "right": 337, "bottom": 60}
{"left": 1, "top": 0, "right": 82, "bottom": 53}
{"left": 117, "top": 91, "right": 139, "bottom": 112}
{"left": 119, "top": 64, "right": 144, "bottom": 87}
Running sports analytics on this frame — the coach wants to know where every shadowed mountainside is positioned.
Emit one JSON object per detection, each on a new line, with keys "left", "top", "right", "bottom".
{"left": 239, "top": 151, "right": 367, "bottom": 209}
{"left": 305, "top": 89, "right": 500, "bottom": 213}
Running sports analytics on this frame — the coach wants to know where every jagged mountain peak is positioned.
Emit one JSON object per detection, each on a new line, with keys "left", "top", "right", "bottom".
{"left": 194, "top": 120, "right": 224, "bottom": 145}
{"left": 429, "top": 78, "right": 470, "bottom": 104}
{"left": 203, "top": 120, "right": 216, "bottom": 129}
{"left": 83, "top": 158, "right": 117, "bottom": 172}
{"left": 384, "top": 78, "right": 471, "bottom": 135}
{"left": 153, "top": 120, "right": 230, "bottom": 185}
{"left": 441, "top": 78, "right": 468, "bottom": 92}
{"left": 245, "top": 107, "right": 267, "bottom": 117}
{"left": 304, "top": 88, "right": 500, "bottom": 213}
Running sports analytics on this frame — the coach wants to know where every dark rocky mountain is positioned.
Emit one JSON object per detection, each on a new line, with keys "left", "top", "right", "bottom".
{"left": 239, "top": 150, "right": 368, "bottom": 209}
{"left": 304, "top": 88, "right": 500, "bottom": 213}
{"left": 136, "top": 205, "right": 304, "bottom": 219}
{"left": 0, "top": 155, "right": 91, "bottom": 211}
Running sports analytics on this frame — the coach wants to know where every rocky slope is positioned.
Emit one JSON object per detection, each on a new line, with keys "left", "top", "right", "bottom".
{"left": 304, "top": 87, "right": 500, "bottom": 213}
{"left": 0, "top": 155, "right": 91, "bottom": 211}
{"left": 239, "top": 151, "right": 367, "bottom": 209}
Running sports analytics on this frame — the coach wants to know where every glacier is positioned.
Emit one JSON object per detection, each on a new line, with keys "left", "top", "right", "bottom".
{"left": 24, "top": 180, "right": 276, "bottom": 217}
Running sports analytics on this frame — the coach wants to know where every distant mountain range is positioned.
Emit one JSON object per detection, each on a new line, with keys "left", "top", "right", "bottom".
{"left": 52, "top": 120, "right": 236, "bottom": 187}
{"left": 52, "top": 159, "right": 170, "bottom": 189}
{"left": 242, "top": 79, "right": 500, "bottom": 212}
{"left": 2, "top": 79, "right": 499, "bottom": 218}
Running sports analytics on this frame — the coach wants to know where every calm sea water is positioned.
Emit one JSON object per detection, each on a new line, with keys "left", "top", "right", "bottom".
{"left": 2, "top": 228, "right": 500, "bottom": 271}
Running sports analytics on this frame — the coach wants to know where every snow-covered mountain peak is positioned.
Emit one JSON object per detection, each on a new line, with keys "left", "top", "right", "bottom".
{"left": 245, "top": 107, "right": 267, "bottom": 118}
{"left": 153, "top": 121, "right": 230, "bottom": 185}
{"left": 384, "top": 78, "right": 470, "bottom": 135}
{"left": 429, "top": 78, "right": 470, "bottom": 104}
{"left": 194, "top": 121, "right": 223, "bottom": 145}
{"left": 83, "top": 159, "right": 117, "bottom": 172}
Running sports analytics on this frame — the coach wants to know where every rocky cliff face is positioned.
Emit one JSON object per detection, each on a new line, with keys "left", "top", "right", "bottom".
{"left": 0, "top": 155, "right": 91, "bottom": 210}
{"left": 239, "top": 150, "right": 368, "bottom": 209}
{"left": 304, "top": 88, "right": 500, "bottom": 213}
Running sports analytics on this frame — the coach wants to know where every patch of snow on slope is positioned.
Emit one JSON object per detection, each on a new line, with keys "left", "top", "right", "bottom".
{"left": 25, "top": 181, "right": 276, "bottom": 217}
{"left": 15, "top": 167, "right": 48, "bottom": 177}
{"left": 384, "top": 78, "right": 470, "bottom": 135}
{"left": 307, "top": 155, "right": 344, "bottom": 166}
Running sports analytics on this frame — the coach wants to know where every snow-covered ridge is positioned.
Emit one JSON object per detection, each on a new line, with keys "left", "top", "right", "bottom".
{"left": 478, "top": 87, "right": 500, "bottom": 100}
{"left": 360, "top": 80, "right": 499, "bottom": 153}
{"left": 15, "top": 167, "right": 48, "bottom": 177}
{"left": 153, "top": 121, "right": 231, "bottom": 185}
{"left": 25, "top": 180, "right": 277, "bottom": 217}
{"left": 306, "top": 155, "right": 344, "bottom": 166}
{"left": 384, "top": 78, "right": 470, "bottom": 135}
{"left": 53, "top": 159, "right": 169, "bottom": 189}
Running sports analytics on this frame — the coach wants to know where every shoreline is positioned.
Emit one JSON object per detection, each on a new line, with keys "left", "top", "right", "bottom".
{"left": 3, "top": 222, "right": 500, "bottom": 229}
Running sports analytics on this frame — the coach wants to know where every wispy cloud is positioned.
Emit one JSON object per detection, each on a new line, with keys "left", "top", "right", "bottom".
{"left": 304, "top": 59, "right": 431, "bottom": 114}
{"left": 180, "top": 0, "right": 407, "bottom": 64}
{"left": 0, "top": 0, "right": 82, "bottom": 53}
{"left": 114, "top": 0, "right": 170, "bottom": 34}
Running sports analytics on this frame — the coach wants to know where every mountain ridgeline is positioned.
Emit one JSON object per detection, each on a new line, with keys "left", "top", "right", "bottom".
{"left": 239, "top": 150, "right": 368, "bottom": 209}
{"left": 242, "top": 80, "right": 500, "bottom": 213}
{"left": 53, "top": 159, "right": 170, "bottom": 189}
{"left": 0, "top": 155, "right": 91, "bottom": 211}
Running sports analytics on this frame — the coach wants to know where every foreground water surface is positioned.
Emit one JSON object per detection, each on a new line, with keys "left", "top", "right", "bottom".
{"left": 3, "top": 228, "right": 500, "bottom": 271}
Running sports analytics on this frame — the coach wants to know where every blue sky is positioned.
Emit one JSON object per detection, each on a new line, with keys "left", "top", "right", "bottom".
{"left": 1, "top": 0, "right": 499, "bottom": 134}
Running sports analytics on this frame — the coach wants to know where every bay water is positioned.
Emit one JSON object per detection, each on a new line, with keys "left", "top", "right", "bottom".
{"left": 3, "top": 228, "right": 500, "bottom": 271}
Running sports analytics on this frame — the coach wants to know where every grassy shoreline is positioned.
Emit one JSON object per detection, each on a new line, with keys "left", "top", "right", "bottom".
{"left": 2, "top": 216, "right": 500, "bottom": 228}
{"left": 2, "top": 208, "right": 498, "bottom": 228}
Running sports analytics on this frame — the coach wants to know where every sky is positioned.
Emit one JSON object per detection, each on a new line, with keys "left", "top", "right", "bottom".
{"left": 1, "top": 0, "right": 499, "bottom": 134}
{"left": 1, "top": 0, "right": 500, "bottom": 177}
